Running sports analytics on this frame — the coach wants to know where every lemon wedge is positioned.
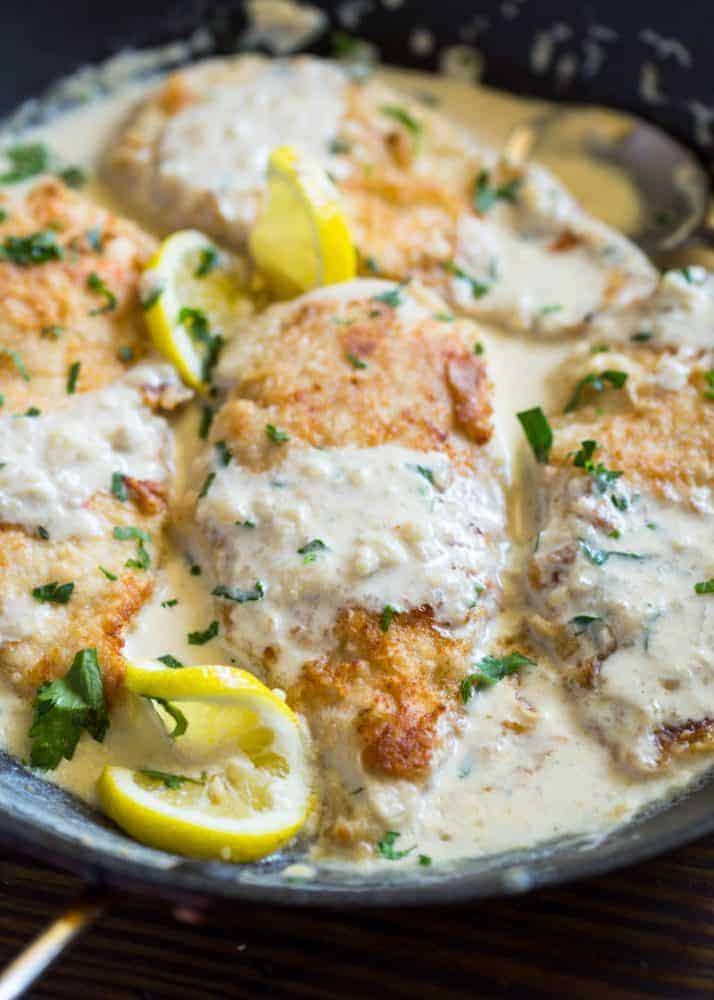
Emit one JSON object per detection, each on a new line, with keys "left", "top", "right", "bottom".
{"left": 249, "top": 145, "right": 357, "bottom": 298}
{"left": 141, "top": 229, "right": 248, "bottom": 392}
{"left": 98, "top": 662, "right": 312, "bottom": 862}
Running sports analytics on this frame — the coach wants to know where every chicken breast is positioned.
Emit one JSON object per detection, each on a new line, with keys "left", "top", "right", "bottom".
{"left": 179, "top": 279, "right": 507, "bottom": 850}
{"left": 0, "top": 363, "right": 185, "bottom": 699}
{"left": 103, "top": 54, "right": 656, "bottom": 336}
{"left": 525, "top": 316, "right": 714, "bottom": 775}
{"left": 0, "top": 179, "right": 155, "bottom": 414}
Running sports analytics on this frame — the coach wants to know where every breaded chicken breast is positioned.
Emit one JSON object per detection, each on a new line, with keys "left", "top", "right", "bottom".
{"left": 0, "top": 363, "right": 186, "bottom": 700}
{"left": 180, "top": 279, "right": 506, "bottom": 850}
{"left": 525, "top": 329, "right": 714, "bottom": 775}
{"left": 103, "top": 55, "right": 655, "bottom": 335}
{"left": 0, "top": 180, "right": 155, "bottom": 413}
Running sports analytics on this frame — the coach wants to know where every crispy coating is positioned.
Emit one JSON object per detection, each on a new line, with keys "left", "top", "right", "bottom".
{"left": 0, "top": 491, "right": 165, "bottom": 699}
{"left": 0, "top": 180, "right": 154, "bottom": 412}
{"left": 213, "top": 283, "right": 493, "bottom": 474}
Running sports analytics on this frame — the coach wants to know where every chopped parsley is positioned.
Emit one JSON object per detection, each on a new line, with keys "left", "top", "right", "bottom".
{"left": 160, "top": 599, "right": 178, "bottom": 609}
{"left": 141, "top": 282, "right": 164, "bottom": 311}
{"left": 198, "top": 404, "right": 214, "bottom": 440}
{"left": 113, "top": 525, "right": 151, "bottom": 571}
{"left": 418, "top": 854, "right": 432, "bottom": 867}
{"left": 157, "top": 653, "right": 184, "bottom": 669}
{"left": 346, "top": 352, "right": 367, "bottom": 369}
{"left": 473, "top": 341, "right": 485, "bottom": 355}
{"left": 372, "top": 285, "right": 403, "bottom": 308}
{"left": 328, "top": 137, "right": 351, "bottom": 155}
{"left": 1, "top": 348, "right": 30, "bottom": 381}
{"left": 0, "top": 230, "right": 62, "bottom": 266}
{"left": 139, "top": 769, "right": 202, "bottom": 789}
{"left": 539, "top": 303, "right": 563, "bottom": 316}
{"left": 31, "top": 581, "right": 74, "bottom": 604}
{"left": 198, "top": 471, "right": 216, "bottom": 498}
{"left": 190, "top": 564, "right": 202, "bottom": 576}
{"left": 694, "top": 579, "right": 714, "bottom": 595}
{"left": 460, "top": 651, "right": 535, "bottom": 702}
{"left": 177, "top": 307, "right": 223, "bottom": 383}
{"left": 266, "top": 423, "right": 290, "bottom": 444}
{"left": 37, "top": 526, "right": 50, "bottom": 540}
{"left": 631, "top": 331, "right": 653, "bottom": 343}
{"left": 572, "top": 440, "right": 623, "bottom": 497}
{"left": 704, "top": 370, "right": 714, "bottom": 401}
{"left": 87, "top": 272, "right": 117, "bottom": 314}
{"left": 149, "top": 698, "right": 187, "bottom": 739}
{"left": 434, "top": 312, "right": 454, "bottom": 322}
{"left": 379, "top": 105, "right": 422, "bottom": 138}
{"left": 110, "top": 472, "right": 127, "bottom": 502}
{"left": 41, "top": 325, "right": 64, "bottom": 339}
{"left": 376, "top": 830, "right": 414, "bottom": 860}
{"left": 298, "top": 539, "right": 328, "bottom": 564}
{"left": 66, "top": 360, "right": 80, "bottom": 394}
{"left": 517, "top": 407, "right": 552, "bottom": 463}
{"left": 380, "top": 604, "right": 397, "bottom": 632}
{"left": 0, "top": 143, "right": 50, "bottom": 184}
{"left": 28, "top": 648, "right": 108, "bottom": 770}
{"left": 564, "top": 370, "right": 628, "bottom": 413}
{"left": 188, "top": 620, "right": 219, "bottom": 645}
{"left": 441, "top": 260, "right": 490, "bottom": 298}
{"left": 568, "top": 614, "right": 603, "bottom": 634}
{"left": 117, "top": 345, "right": 134, "bottom": 363}
{"left": 212, "top": 582, "right": 265, "bottom": 603}
{"left": 473, "top": 169, "right": 522, "bottom": 213}
{"left": 578, "top": 538, "right": 645, "bottom": 566}
{"left": 24, "top": 406, "right": 41, "bottom": 417}
{"left": 413, "top": 464, "right": 434, "bottom": 485}
{"left": 58, "top": 165, "right": 86, "bottom": 189}
{"left": 85, "top": 226, "right": 103, "bottom": 252}
{"left": 99, "top": 566, "right": 117, "bottom": 581}
{"left": 215, "top": 440, "right": 232, "bottom": 467}
{"left": 195, "top": 246, "right": 218, "bottom": 278}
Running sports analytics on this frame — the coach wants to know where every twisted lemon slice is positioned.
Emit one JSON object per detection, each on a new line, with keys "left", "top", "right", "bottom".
{"left": 141, "top": 229, "right": 249, "bottom": 392}
{"left": 98, "top": 663, "right": 312, "bottom": 862}
{"left": 249, "top": 145, "right": 356, "bottom": 298}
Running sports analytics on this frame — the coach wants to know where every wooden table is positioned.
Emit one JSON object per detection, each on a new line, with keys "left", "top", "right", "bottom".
{"left": 1, "top": 837, "right": 713, "bottom": 998}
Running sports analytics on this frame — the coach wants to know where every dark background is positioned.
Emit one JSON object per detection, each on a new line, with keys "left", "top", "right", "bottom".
{"left": 1, "top": 0, "right": 713, "bottom": 165}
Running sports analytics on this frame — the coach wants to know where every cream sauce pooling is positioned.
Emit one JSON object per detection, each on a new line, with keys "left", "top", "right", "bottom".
{"left": 159, "top": 58, "right": 346, "bottom": 223}
{"left": 0, "top": 365, "right": 172, "bottom": 540}
{"left": 192, "top": 444, "right": 505, "bottom": 686}
{"left": 0, "top": 57, "right": 713, "bottom": 869}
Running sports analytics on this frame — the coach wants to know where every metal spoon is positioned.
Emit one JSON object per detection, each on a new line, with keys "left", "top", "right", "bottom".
{"left": 505, "top": 106, "right": 713, "bottom": 257}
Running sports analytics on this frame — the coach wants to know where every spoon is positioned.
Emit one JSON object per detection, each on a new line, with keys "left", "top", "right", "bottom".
{"left": 505, "top": 106, "right": 713, "bottom": 257}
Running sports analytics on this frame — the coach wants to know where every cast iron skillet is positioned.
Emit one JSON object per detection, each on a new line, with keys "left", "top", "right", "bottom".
{"left": 0, "top": 0, "right": 713, "bottom": 918}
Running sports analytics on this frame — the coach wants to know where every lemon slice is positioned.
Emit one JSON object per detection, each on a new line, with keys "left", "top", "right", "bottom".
{"left": 249, "top": 145, "right": 356, "bottom": 299}
{"left": 141, "top": 230, "right": 248, "bottom": 392}
{"left": 98, "top": 663, "right": 312, "bottom": 862}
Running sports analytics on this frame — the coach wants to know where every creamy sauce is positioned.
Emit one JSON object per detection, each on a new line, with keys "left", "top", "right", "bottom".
{"left": 190, "top": 443, "right": 505, "bottom": 686}
{"left": 0, "top": 54, "right": 713, "bottom": 871}
{"left": 0, "top": 364, "right": 173, "bottom": 540}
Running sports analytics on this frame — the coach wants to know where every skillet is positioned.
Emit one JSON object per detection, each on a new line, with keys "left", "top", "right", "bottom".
{"left": 0, "top": 0, "right": 713, "bottom": 922}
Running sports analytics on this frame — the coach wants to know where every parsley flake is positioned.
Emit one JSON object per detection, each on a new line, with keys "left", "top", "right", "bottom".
{"left": 139, "top": 769, "right": 202, "bottom": 789}
{"left": 379, "top": 105, "right": 422, "bottom": 138}
{"left": 266, "top": 423, "right": 290, "bottom": 444}
{"left": 0, "top": 230, "right": 62, "bottom": 266}
{"left": 0, "top": 143, "right": 50, "bottom": 184}
{"left": 66, "top": 360, "right": 80, "bottom": 394}
{"left": 31, "top": 581, "right": 74, "bottom": 604}
{"left": 195, "top": 246, "right": 218, "bottom": 278}
{"left": 380, "top": 604, "right": 397, "bottom": 632}
{"left": 99, "top": 566, "right": 117, "bottom": 581}
{"left": 473, "top": 169, "right": 522, "bottom": 213}
{"left": 517, "top": 407, "right": 552, "bottom": 463}
{"left": 188, "top": 620, "right": 219, "bottom": 645}
{"left": 564, "top": 370, "right": 628, "bottom": 413}
{"left": 157, "top": 653, "right": 184, "bottom": 669}
{"left": 212, "top": 582, "right": 265, "bottom": 603}
{"left": 87, "top": 272, "right": 116, "bottom": 314}
{"left": 377, "top": 830, "right": 414, "bottom": 860}
{"left": 695, "top": 579, "right": 714, "bottom": 595}
{"left": 110, "top": 471, "right": 127, "bottom": 502}
{"left": 460, "top": 651, "right": 535, "bottom": 702}
{"left": 441, "top": 260, "right": 490, "bottom": 298}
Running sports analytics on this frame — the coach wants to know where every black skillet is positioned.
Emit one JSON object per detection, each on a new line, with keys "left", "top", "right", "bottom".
{"left": 0, "top": 0, "right": 712, "bottom": 992}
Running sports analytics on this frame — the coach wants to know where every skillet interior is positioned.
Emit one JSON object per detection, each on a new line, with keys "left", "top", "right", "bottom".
{"left": 1, "top": 0, "right": 713, "bottom": 905}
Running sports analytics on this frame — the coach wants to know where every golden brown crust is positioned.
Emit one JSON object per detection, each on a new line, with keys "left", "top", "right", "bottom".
{"left": 289, "top": 607, "right": 474, "bottom": 779}
{"left": 0, "top": 180, "right": 155, "bottom": 412}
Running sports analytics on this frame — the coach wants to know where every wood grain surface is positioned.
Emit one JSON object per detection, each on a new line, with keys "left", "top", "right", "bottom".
{"left": 1, "top": 837, "right": 713, "bottom": 999}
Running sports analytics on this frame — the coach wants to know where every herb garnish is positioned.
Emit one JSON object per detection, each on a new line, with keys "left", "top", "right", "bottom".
{"left": 473, "top": 169, "right": 521, "bottom": 213}
{"left": 28, "top": 648, "right": 108, "bottom": 770}
{"left": 58, "top": 165, "right": 86, "bottom": 189}
{"left": 110, "top": 472, "right": 127, "bottom": 502}
{"left": 298, "top": 539, "right": 328, "bottom": 564}
{"left": 419, "top": 854, "right": 432, "bottom": 867}
{"left": 198, "top": 471, "right": 216, "bottom": 498}
{"left": 0, "top": 143, "right": 49, "bottom": 184}
{"left": 212, "top": 582, "right": 265, "bottom": 603}
{"left": 372, "top": 285, "right": 403, "bottom": 308}
{"left": 412, "top": 464, "right": 434, "bottom": 485}
{"left": 99, "top": 566, "right": 117, "bottom": 581}
{"left": 460, "top": 652, "right": 535, "bottom": 703}
{"left": 379, "top": 105, "right": 422, "bottom": 138}
{"left": 704, "top": 371, "right": 714, "bottom": 401}
{"left": 141, "top": 282, "right": 164, "bottom": 311}
{"left": 572, "top": 440, "right": 624, "bottom": 498}
{"left": 157, "top": 654, "right": 184, "bottom": 669}
{"left": 380, "top": 605, "right": 397, "bottom": 632}
{"left": 87, "top": 272, "right": 117, "bottom": 314}
{"left": 517, "top": 407, "right": 552, "bottom": 463}
{"left": 564, "top": 370, "right": 628, "bottom": 413}
{"left": 329, "top": 137, "right": 351, "bottom": 155}
{"left": 160, "top": 599, "right": 178, "bottom": 609}
{"left": 195, "top": 246, "right": 218, "bottom": 278}
{"left": 66, "top": 360, "right": 80, "bottom": 394}
{"left": 139, "top": 769, "right": 203, "bottom": 789}
{"left": 568, "top": 614, "right": 604, "bottom": 634}
{"left": 177, "top": 307, "right": 224, "bottom": 383}
{"left": 473, "top": 341, "right": 484, "bottom": 355}
{"left": 578, "top": 539, "right": 645, "bottom": 566}
{"left": 376, "top": 830, "right": 414, "bottom": 860}
{"left": 24, "top": 406, "right": 41, "bottom": 417}
{"left": 188, "top": 620, "right": 219, "bottom": 645}
{"left": 631, "top": 331, "right": 653, "bottom": 343}
{"left": 0, "top": 230, "right": 62, "bottom": 266}
{"left": 31, "top": 581, "right": 74, "bottom": 604}
{"left": 441, "top": 260, "right": 490, "bottom": 298}
{"left": 198, "top": 404, "right": 214, "bottom": 440}
{"left": 113, "top": 525, "right": 151, "bottom": 571}
{"left": 117, "top": 345, "right": 134, "bottom": 363}
{"left": 1, "top": 348, "right": 30, "bottom": 381}
{"left": 346, "top": 352, "right": 367, "bottom": 369}
{"left": 694, "top": 579, "right": 714, "bottom": 595}
{"left": 266, "top": 423, "right": 290, "bottom": 444}
{"left": 149, "top": 698, "right": 187, "bottom": 739}
{"left": 215, "top": 440, "right": 232, "bottom": 467}
{"left": 37, "top": 526, "right": 49, "bottom": 540}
